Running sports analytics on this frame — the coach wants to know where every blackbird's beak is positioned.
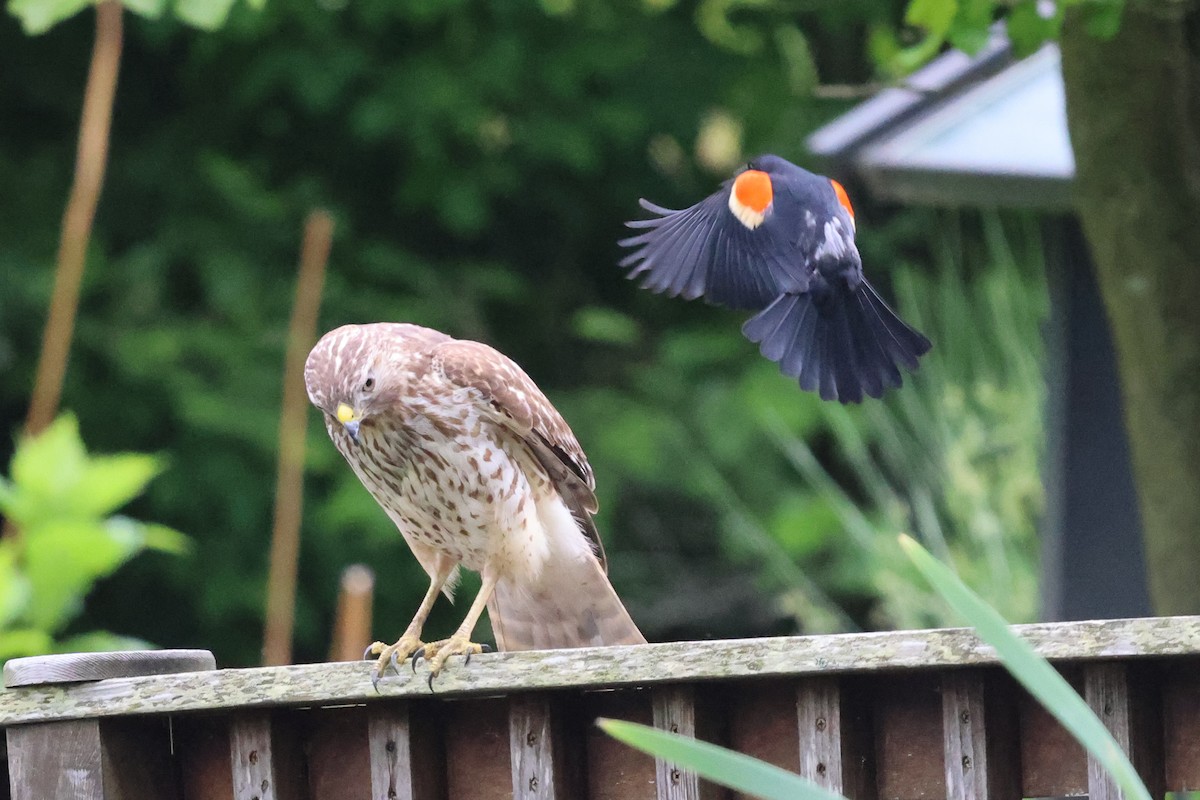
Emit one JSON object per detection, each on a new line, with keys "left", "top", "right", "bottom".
{"left": 336, "top": 403, "right": 361, "bottom": 445}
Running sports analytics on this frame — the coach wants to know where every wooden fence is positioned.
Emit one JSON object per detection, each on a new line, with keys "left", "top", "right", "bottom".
{"left": 2, "top": 615, "right": 1199, "bottom": 800}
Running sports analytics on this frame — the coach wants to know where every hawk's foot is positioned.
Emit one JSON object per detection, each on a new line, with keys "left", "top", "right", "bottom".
{"left": 363, "top": 635, "right": 425, "bottom": 692}
{"left": 412, "top": 635, "right": 493, "bottom": 689}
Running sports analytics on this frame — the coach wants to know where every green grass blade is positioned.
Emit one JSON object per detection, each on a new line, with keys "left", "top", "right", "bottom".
{"left": 898, "top": 534, "right": 1151, "bottom": 800}
{"left": 596, "top": 718, "right": 844, "bottom": 800}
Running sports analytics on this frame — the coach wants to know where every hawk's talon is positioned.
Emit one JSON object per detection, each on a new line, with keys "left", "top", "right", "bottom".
{"left": 411, "top": 647, "right": 426, "bottom": 671}
{"left": 364, "top": 635, "right": 424, "bottom": 689}
{"left": 417, "top": 635, "right": 488, "bottom": 687}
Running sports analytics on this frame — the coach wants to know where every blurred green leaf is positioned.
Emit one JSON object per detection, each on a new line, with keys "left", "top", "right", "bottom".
{"left": 23, "top": 519, "right": 134, "bottom": 631}
{"left": 597, "top": 718, "right": 843, "bottom": 800}
{"left": 0, "top": 628, "right": 54, "bottom": 662}
{"left": 1006, "top": 0, "right": 1062, "bottom": 56}
{"left": 1082, "top": 0, "right": 1123, "bottom": 39}
{"left": 173, "top": 0, "right": 237, "bottom": 30}
{"left": 74, "top": 454, "right": 165, "bottom": 518}
{"left": 572, "top": 307, "right": 641, "bottom": 347}
{"left": 947, "top": 0, "right": 993, "bottom": 54}
{"left": 121, "top": 0, "right": 166, "bottom": 20}
{"left": 6, "top": 0, "right": 90, "bottom": 35}
{"left": 905, "top": 0, "right": 957, "bottom": 37}
{"left": 899, "top": 535, "right": 1151, "bottom": 800}
{"left": 10, "top": 415, "right": 87, "bottom": 518}
{"left": 0, "top": 543, "right": 31, "bottom": 628}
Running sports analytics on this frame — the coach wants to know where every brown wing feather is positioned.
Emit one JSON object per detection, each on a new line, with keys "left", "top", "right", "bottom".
{"left": 430, "top": 339, "right": 607, "bottom": 568}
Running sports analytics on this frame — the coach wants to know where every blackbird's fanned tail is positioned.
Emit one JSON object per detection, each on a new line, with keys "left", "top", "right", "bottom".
{"left": 742, "top": 281, "right": 931, "bottom": 403}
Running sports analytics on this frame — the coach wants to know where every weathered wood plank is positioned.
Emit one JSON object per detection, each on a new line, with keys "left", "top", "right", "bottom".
{"left": 940, "top": 671, "right": 1018, "bottom": 800}
{"left": 797, "top": 676, "right": 875, "bottom": 799}
{"left": 7, "top": 720, "right": 104, "bottom": 800}
{"left": 367, "top": 701, "right": 443, "bottom": 800}
{"left": 651, "top": 684, "right": 704, "bottom": 800}
{"left": 6, "top": 717, "right": 178, "bottom": 800}
{"left": 1163, "top": 660, "right": 1200, "bottom": 789}
{"left": 1084, "top": 663, "right": 1164, "bottom": 800}
{"left": 1016, "top": 666, "right": 1087, "bottom": 797}
{"left": 4, "top": 616, "right": 1199, "bottom": 726}
{"left": 585, "top": 689, "right": 656, "bottom": 800}
{"left": 229, "top": 714, "right": 275, "bottom": 800}
{"left": 509, "top": 693, "right": 567, "bottom": 799}
{"left": 875, "top": 674, "right": 942, "bottom": 800}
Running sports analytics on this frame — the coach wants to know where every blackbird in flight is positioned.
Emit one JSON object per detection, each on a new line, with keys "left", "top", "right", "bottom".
{"left": 620, "top": 154, "right": 931, "bottom": 403}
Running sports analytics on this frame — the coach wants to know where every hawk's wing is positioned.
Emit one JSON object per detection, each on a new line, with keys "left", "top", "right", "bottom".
{"left": 618, "top": 188, "right": 810, "bottom": 310}
{"left": 429, "top": 339, "right": 607, "bottom": 568}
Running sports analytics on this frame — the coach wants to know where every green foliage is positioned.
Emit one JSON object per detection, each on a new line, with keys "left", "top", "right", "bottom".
{"left": 7, "top": 0, "right": 261, "bottom": 35}
{"left": 598, "top": 717, "right": 842, "bottom": 800}
{"left": 600, "top": 538, "right": 1150, "bottom": 800}
{"left": 0, "top": 415, "right": 188, "bottom": 663}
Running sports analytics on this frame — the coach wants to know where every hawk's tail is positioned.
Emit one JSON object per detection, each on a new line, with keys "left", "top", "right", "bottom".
{"left": 486, "top": 554, "right": 645, "bottom": 651}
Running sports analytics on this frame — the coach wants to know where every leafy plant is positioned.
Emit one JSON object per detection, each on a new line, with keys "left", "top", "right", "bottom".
{"left": 7, "top": 0, "right": 262, "bottom": 35}
{"left": 0, "top": 414, "right": 189, "bottom": 664}
{"left": 600, "top": 535, "right": 1151, "bottom": 800}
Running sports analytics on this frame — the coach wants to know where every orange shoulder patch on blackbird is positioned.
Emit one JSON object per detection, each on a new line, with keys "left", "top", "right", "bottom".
{"left": 734, "top": 169, "right": 773, "bottom": 212}
{"left": 830, "top": 179, "right": 854, "bottom": 219}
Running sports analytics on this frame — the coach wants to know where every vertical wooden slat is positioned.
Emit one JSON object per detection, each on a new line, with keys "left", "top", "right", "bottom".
{"left": 874, "top": 674, "right": 943, "bottom": 800}
{"left": 445, "top": 698, "right": 511, "bottom": 800}
{"left": 651, "top": 684, "right": 723, "bottom": 800}
{"left": 306, "top": 707, "right": 370, "bottom": 799}
{"left": 368, "top": 701, "right": 443, "bottom": 800}
{"left": 7, "top": 720, "right": 104, "bottom": 800}
{"left": 586, "top": 690, "right": 657, "bottom": 800}
{"left": 1163, "top": 660, "right": 1200, "bottom": 789}
{"left": 227, "top": 713, "right": 303, "bottom": 800}
{"left": 1083, "top": 662, "right": 1164, "bottom": 800}
{"left": 796, "top": 676, "right": 875, "bottom": 800}
{"left": 229, "top": 714, "right": 275, "bottom": 800}
{"left": 509, "top": 693, "right": 568, "bottom": 799}
{"left": 7, "top": 717, "right": 177, "bottom": 800}
{"left": 940, "top": 671, "right": 1019, "bottom": 800}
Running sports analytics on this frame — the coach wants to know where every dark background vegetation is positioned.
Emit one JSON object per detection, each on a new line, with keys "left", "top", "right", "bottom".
{"left": 0, "top": 0, "right": 1049, "bottom": 666}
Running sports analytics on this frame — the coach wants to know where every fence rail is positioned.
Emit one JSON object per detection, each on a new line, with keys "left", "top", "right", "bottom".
{"left": 3, "top": 615, "right": 1199, "bottom": 799}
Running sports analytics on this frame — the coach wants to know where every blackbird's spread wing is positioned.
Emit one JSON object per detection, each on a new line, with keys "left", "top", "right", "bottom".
{"left": 619, "top": 188, "right": 809, "bottom": 310}
{"left": 430, "top": 339, "right": 607, "bottom": 567}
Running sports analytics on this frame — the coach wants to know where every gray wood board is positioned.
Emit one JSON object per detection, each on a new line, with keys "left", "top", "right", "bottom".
{"left": 1, "top": 616, "right": 1198, "bottom": 726}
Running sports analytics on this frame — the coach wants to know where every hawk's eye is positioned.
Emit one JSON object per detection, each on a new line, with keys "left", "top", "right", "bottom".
{"left": 362, "top": 376, "right": 376, "bottom": 392}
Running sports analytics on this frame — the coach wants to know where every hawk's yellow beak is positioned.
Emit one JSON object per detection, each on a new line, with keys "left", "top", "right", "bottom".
{"left": 336, "top": 403, "right": 361, "bottom": 444}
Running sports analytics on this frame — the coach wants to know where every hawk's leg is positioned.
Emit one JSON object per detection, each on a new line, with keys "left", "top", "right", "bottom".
{"left": 365, "top": 555, "right": 455, "bottom": 691}
{"left": 416, "top": 568, "right": 499, "bottom": 685}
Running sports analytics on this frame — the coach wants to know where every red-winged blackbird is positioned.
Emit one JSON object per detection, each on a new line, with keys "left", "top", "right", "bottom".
{"left": 620, "top": 154, "right": 932, "bottom": 403}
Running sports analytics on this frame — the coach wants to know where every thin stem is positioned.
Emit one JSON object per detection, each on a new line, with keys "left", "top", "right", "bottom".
{"left": 262, "top": 210, "right": 334, "bottom": 666}
{"left": 24, "top": 1, "right": 124, "bottom": 437}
